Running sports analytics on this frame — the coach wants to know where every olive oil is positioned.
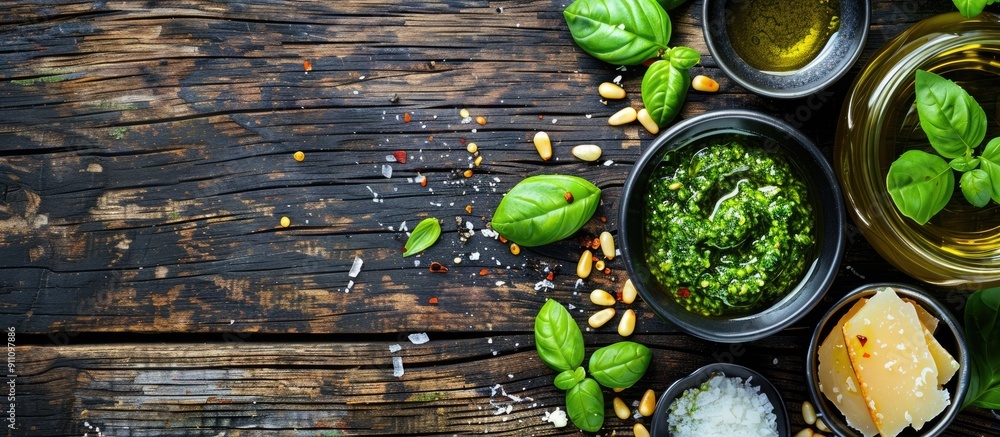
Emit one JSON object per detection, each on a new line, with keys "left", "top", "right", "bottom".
{"left": 725, "top": 0, "right": 841, "bottom": 72}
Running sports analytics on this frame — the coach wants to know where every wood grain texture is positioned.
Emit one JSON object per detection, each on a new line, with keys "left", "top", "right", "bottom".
{"left": 1, "top": 0, "right": 997, "bottom": 435}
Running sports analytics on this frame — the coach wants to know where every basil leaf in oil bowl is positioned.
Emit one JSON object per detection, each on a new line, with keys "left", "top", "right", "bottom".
{"left": 953, "top": 0, "right": 998, "bottom": 18}
{"left": 588, "top": 341, "right": 652, "bottom": 389}
{"left": 554, "top": 367, "right": 587, "bottom": 391}
{"left": 534, "top": 299, "right": 586, "bottom": 372}
{"left": 886, "top": 150, "right": 954, "bottom": 225}
{"left": 402, "top": 217, "right": 441, "bottom": 257}
{"left": 565, "top": 378, "right": 605, "bottom": 432}
{"left": 563, "top": 0, "right": 671, "bottom": 66}
{"left": 915, "top": 70, "right": 987, "bottom": 159}
{"left": 960, "top": 169, "right": 993, "bottom": 207}
{"left": 979, "top": 137, "right": 1000, "bottom": 203}
{"left": 962, "top": 287, "right": 1000, "bottom": 410}
{"left": 491, "top": 175, "right": 601, "bottom": 247}
{"left": 641, "top": 59, "right": 690, "bottom": 128}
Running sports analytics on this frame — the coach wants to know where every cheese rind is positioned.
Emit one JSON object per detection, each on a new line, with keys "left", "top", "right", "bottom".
{"left": 842, "top": 288, "right": 951, "bottom": 437}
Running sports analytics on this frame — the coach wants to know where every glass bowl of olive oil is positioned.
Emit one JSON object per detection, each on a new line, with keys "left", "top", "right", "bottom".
{"left": 836, "top": 12, "right": 1000, "bottom": 288}
{"left": 702, "top": 0, "right": 869, "bottom": 98}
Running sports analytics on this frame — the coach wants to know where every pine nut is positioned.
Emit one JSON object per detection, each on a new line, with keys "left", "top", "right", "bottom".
{"left": 608, "top": 107, "right": 637, "bottom": 126}
{"left": 466, "top": 142, "right": 478, "bottom": 153}
{"left": 598, "top": 82, "right": 626, "bottom": 99}
{"left": 577, "top": 249, "right": 593, "bottom": 278}
{"left": 793, "top": 428, "right": 814, "bottom": 437}
{"left": 816, "top": 418, "right": 830, "bottom": 433}
{"left": 622, "top": 278, "right": 637, "bottom": 304}
{"left": 588, "top": 308, "right": 616, "bottom": 328}
{"left": 459, "top": 108, "right": 470, "bottom": 118}
{"left": 599, "top": 231, "right": 615, "bottom": 260}
{"left": 638, "top": 389, "right": 656, "bottom": 416}
{"left": 571, "top": 144, "right": 602, "bottom": 162}
{"left": 590, "top": 289, "right": 616, "bottom": 306}
{"left": 293, "top": 151, "right": 305, "bottom": 162}
{"left": 463, "top": 169, "right": 473, "bottom": 178}
{"left": 801, "top": 400, "right": 816, "bottom": 425}
{"left": 474, "top": 155, "right": 483, "bottom": 167}
{"left": 612, "top": 397, "right": 630, "bottom": 420}
{"left": 618, "top": 309, "right": 636, "bottom": 337}
{"left": 280, "top": 216, "right": 291, "bottom": 227}
{"left": 475, "top": 115, "right": 487, "bottom": 125}
{"left": 692, "top": 75, "right": 720, "bottom": 92}
{"left": 510, "top": 243, "right": 520, "bottom": 255}
{"left": 637, "top": 108, "right": 659, "bottom": 135}
{"left": 633, "top": 423, "right": 650, "bottom": 437}
{"left": 533, "top": 131, "right": 552, "bottom": 161}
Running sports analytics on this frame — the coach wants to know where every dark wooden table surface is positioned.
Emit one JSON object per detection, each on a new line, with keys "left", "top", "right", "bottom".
{"left": 1, "top": 0, "right": 998, "bottom": 435}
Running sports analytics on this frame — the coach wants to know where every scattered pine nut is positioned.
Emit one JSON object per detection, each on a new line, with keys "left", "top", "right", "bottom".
{"left": 590, "top": 289, "right": 616, "bottom": 306}
{"left": 638, "top": 389, "right": 656, "bottom": 416}
{"left": 816, "top": 419, "right": 830, "bottom": 433}
{"left": 612, "top": 397, "right": 630, "bottom": 420}
{"left": 599, "top": 231, "right": 615, "bottom": 260}
{"left": 280, "top": 216, "right": 291, "bottom": 227}
{"left": 793, "top": 428, "right": 814, "bottom": 437}
{"left": 598, "top": 82, "right": 626, "bottom": 99}
{"left": 633, "top": 423, "right": 650, "bottom": 437}
{"left": 510, "top": 243, "right": 520, "bottom": 255}
{"left": 588, "top": 308, "right": 616, "bottom": 328}
{"left": 459, "top": 108, "right": 470, "bottom": 118}
{"left": 571, "top": 144, "right": 602, "bottom": 162}
{"left": 577, "top": 249, "right": 593, "bottom": 278}
{"left": 801, "top": 400, "right": 816, "bottom": 425}
{"left": 692, "top": 75, "right": 720, "bottom": 92}
{"left": 466, "top": 142, "right": 478, "bottom": 153}
{"left": 474, "top": 155, "right": 483, "bottom": 167}
{"left": 622, "top": 279, "right": 638, "bottom": 304}
{"left": 594, "top": 259, "right": 606, "bottom": 271}
{"left": 618, "top": 309, "right": 636, "bottom": 337}
{"left": 463, "top": 169, "right": 474, "bottom": 178}
{"left": 637, "top": 108, "right": 659, "bottom": 135}
{"left": 293, "top": 151, "right": 305, "bottom": 162}
{"left": 613, "top": 387, "right": 624, "bottom": 393}
{"left": 453, "top": 257, "right": 462, "bottom": 264}
{"left": 475, "top": 115, "right": 487, "bottom": 125}
{"left": 533, "top": 131, "right": 552, "bottom": 161}
{"left": 608, "top": 107, "right": 638, "bottom": 126}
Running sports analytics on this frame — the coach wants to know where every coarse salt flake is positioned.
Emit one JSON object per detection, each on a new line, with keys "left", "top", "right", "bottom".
{"left": 542, "top": 408, "right": 568, "bottom": 427}
{"left": 408, "top": 332, "right": 430, "bottom": 344}
{"left": 348, "top": 256, "right": 363, "bottom": 278}
{"left": 389, "top": 344, "right": 402, "bottom": 353}
{"left": 392, "top": 356, "right": 404, "bottom": 377}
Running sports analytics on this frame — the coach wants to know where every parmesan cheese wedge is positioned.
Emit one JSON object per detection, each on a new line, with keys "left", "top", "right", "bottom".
{"left": 924, "top": 325, "right": 960, "bottom": 387}
{"left": 842, "top": 288, "right": 951, "bottom": 437}
{"left": 818, "top": 298, "right": 878, "bottom": 437}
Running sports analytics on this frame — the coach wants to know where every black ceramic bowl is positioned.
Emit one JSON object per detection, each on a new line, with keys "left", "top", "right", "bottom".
{"left": 805, "top": 283, "right": 971, "bottom": 437}
{"left": 619, "top": 110, "right": 844, "bottom": 342}
{"left": 650, "top": 363, "right": 790, "bottom": 437}
{"left": 703, "top": 0, "right": 870, "bottom": 98}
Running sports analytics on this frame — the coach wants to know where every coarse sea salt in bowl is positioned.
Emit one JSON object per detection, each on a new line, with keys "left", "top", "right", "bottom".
{"left": 650, "top": 362, "right": 790, "bottom": 437}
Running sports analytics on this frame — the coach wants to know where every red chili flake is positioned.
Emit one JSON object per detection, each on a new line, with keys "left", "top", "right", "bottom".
{"left": 538, "top": 115, "right": 544, "bottom": 120}
{"left": 616, "top": 290, "right": 623, "bottom": 301}
{"left": 403, "top": 112, "right": 412, "bottom": 123}
{"left": 863, "top": 352, "right": 871, "bottom": 359}
{"left": 429, "top": 262, "right": 448, "bottom": 273}
{"left": 303, "top": 60, "right": 312, "bottom": 71}
{"left": 603, "top": 267, "right": 611, "bottom": 275}
{"left": 465, "top": 205, "right": 473, "bottom": 214}
{"left": 459, "top": 138, "right": 466, "bottom": 143}
{"left": 599, "top": 216, "right": 608, "bottom": 223}
{"left": 564, "top": 192, "right": 574, "bottom": 203}
{"left": 857, "top": 335, "right": 868, "bottom": 347}
{"left": 479, "top": 269, "right": 488, "bottom": 276}
{"left": 590, "top": 238, "right": 601, "bottom": 250}
{"left": 428, "top": 297, "right": 439, "bottom": 305}
{"left": 677, "top": 288, "right": 691, "bottom": 298}
{"left": 393, "top": 150, "right": 407, "bottom": 163}
{"left": 420, "top": 177, "right": 428, "bottom": 187}
{"left": 546, "top": 271, "right": 554, "bottom": 281}
{"left": 498, "top": 236, "right": 508, "bottom": 244}
{"left": 428, "top": 135, "right": 434, "bottom": 141}
{"left": 642, "top": 58, "right": 657, "bottom": 67}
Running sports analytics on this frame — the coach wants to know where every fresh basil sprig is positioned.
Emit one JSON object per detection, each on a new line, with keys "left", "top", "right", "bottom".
{"left": 886, "top": 70, "right": 1000, "bottom": 224}
{"left": 962, "top": 287, "right": 1000, "bottom": 410}
{"left": 656, "top": 0, "right": 688, "bottom": 10}
{"left": 953, "top": 0, "right": 998, "bottom": 18}
{"left": 491, "top": 175, "right": 601, "bottom": 247}
{"left": 534, "top": 299, "right": 653, "bottom": 432}
{"left": 563, "top": 0, "right": 671, "bottom": 66}
{"left": 402, "top": 217, "right": 441, "bottom": 257}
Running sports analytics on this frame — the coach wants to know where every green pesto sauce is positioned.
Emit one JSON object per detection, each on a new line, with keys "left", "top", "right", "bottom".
{"left": 643, "top": 140, "right": 816, "bottom": 316}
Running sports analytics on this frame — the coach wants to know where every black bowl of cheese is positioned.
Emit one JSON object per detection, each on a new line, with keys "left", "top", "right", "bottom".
{"left": 619, "top": 110, "right": 845, "bottom": 343}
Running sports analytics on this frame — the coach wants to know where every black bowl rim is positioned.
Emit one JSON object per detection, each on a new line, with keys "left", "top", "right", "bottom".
{"left": 650, "top": 362, "right": 791, "bottom": 437}
{"left": 702, "top": 0, "right": 871, "bottom": 99}
{"left": 804, "top": 282, "right": 971, "bottom": 437}
{"left": 619, "top": 109, "right": 846, "bottom": 343}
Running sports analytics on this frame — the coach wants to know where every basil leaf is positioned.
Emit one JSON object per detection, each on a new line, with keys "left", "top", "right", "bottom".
{"left": 491, "top": 175, "right": 601, "bottom": 247}
{"left": 953, "top": 0, "right": 990, "bottom": 18}
{"left": 566, "top": 378, "right": 605, "bottom": 432}
{"left": 979, "top": 137, "right": 1000, "bottom": 203}
{"left": 961, "top": 169, "right": 993, "bottom": 207}
{"left": 915, "top": 69, "right": 986, "bottom": 159}
{"left": 554, "top": 366, "right": 587, "bottom": 391}
{"left": 589, "top": 341, "right": 652, "bottom": 389}
{"left": 657, "top": 0, "right": 688, "bottom": 10}
{"left": 962, "top": 287, "right": 1000, "bottom": 410}
{"left": 641, "top": 60, "right": 690, "bottom": 128}
{"left": 402, "top": 217, "right": 441, "bottom": 257}
{"left": 534, "top": 299, "right": 585, "bottom": 372}
{"left": 886, "top": 150, "right": 954, "bottom": 225}
{"left": 950, "top": 155, "right": 981, "bottom": 172}
{"left": 563, "top": 0, "right": 671, "bottom": 66}
{"left": 666, "top": 46, "right": 700, "bottom": 70}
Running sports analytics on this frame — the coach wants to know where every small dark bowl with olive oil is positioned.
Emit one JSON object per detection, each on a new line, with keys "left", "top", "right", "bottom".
{"left": 702, "top": 0, "right": 870, "bottom": 98}
{"left": 618, "top": 110, "right": 845, "bottom": 343}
